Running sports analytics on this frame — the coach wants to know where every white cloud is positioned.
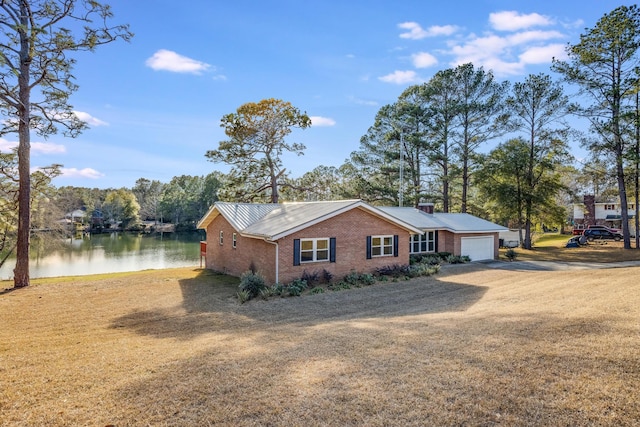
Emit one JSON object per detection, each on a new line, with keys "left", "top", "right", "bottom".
{"left": 60, "top": 167, "right": 105, "bottom": 179}
{"left": 447, "top": 26, "right": 565, "bottom": 76}
{"left": 398, "top": 22, "right": 458, "bottom": 40}
{"left": 145, "top": 49, "right": 211, "bottom": 74}
{"left": 507, "top": 30, "right": 564, "bottom": 45}
{"left": 310, "top": 116, "right": 336, "bottom": 127}
{"left": 519, "top": 44, "right": 568, "bottom": 64}
{"left": 0, "top": 138, "right": 16, "bottom": 152}
{"left": 412, "top": 52, "right": 438, "bottom": 68}
{"left": 379, "top": 70, "right": 421, "bottom": 85}
{"left": 32, "top": 142, "right": 66, "bottom": 155}
{"left": 0, "top": 138, "right": 65, "bottom": 155}
{"left": 74, "top": 111, "right": 108, "bottom": 127}
{"left": 489, "top": 11, "right": 554, "bottom": 31}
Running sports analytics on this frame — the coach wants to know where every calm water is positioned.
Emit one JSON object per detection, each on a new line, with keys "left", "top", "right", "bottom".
{"left": 0, "top": 232, "right": 203, "bottom": 280}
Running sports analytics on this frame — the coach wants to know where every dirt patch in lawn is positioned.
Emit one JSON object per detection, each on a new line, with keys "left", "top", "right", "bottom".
{"left": 1, "top": 264, "right": 639, "bottom": 426}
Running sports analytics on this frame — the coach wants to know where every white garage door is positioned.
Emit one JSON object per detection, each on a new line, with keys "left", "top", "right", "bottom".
{"left": 460, "top": 236, "right": 494, "bottom": 261}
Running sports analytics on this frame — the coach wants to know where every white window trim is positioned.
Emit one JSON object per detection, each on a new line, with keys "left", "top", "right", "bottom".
{"left": 300, "top": 238, "right": 330, "bottom": 263}
{"left": 219, "top": 230, "right": 224, "bottom": 245}
{"left": 232, "top": 232, "right": 237, "bottom": 248}
{"left": 371, "top": 235, "right": 393, "bottom": 257}
{"left": 410, "top": 232, "right": 435, "bottom": 254}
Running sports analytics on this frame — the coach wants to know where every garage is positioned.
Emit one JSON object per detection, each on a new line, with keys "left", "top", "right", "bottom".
{"left": 460, "top": 236, "right": 494, "bottom": 261}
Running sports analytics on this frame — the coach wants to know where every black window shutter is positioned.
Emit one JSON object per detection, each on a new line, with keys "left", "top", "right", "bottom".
{"left": 393, "top": 235, "right": 399, "bottom": 257}
{"left": 330, "top": 237, "right": 336, "bottom": 263}
{"left": 434, "top": 231, "right": 439, "bottom": 253}
{"left": 366, "top": 236, "right": 372, "bottom": 259}
{"left": 293, "top": 239, "right": 301, "bottom": 266}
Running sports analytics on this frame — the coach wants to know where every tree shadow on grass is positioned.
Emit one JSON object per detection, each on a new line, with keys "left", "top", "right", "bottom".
{"left": 109, "top": 268, "right": 488, "bottom": 340}
{"left": 104, "top": 311, "right": 638, "bottom": 427}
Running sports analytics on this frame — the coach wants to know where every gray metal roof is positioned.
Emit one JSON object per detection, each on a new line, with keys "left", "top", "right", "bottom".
{"left": 197, "top": 200, "right": 424, "bottom": 240}
{"left": 379, "top": 207, "right": 507, "bottom": 233}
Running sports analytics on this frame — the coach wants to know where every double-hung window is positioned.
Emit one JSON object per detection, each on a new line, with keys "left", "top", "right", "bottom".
{"left": 410, "top": 232, "right": 435, "bottom": 254}
{"left": 300, "top": 238, "right": 329, "bottom": 263}
{"left": 371, "top": 235, "right": 393, "bottom": 257}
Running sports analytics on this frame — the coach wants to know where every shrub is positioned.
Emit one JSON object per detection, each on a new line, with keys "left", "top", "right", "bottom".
{"left": 422, "top": 255, "right": 442, "bottom": 266}
{"left": 408, "top": 263, "right": 442, "bottom": 277}
{"left": 437, "top": 252, "right": 452, "bottom": 260}
{"left": 239, "top": 271, "right": 266, "bottom": 299}
{"left": 301, "top": 270, "right": 320, "bottom": 285}
{"left": 286, "top": 278, "right": 307, "bottom": 296}
{"left": 343, "top": 270, "right": 360, "bottom": 285}
{"left": 237, "top": 290, "right": 250, "bottom": 304}
{"left": 322, "top": 268, "right": 333, "bottom": 283}
{"left": 376, "top": 263, "right": 410, "bottom": 278}
{"left": 505, "top": 248, "right": 518, "bottom": 261}
{"left": 310, "top": 287, "right": 324, "bottom": 294}
{"left": 359, "top": 273, "right": 375, "bottom": 286}
{"left": 259, "top": 288, "right": 273, "bottom": 299}
{"left": 445, "top": 255, "right": 469, "bottom": 264}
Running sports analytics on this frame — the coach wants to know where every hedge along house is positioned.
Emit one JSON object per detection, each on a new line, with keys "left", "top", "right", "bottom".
{"left": 197, "top": 200, "right": 424, "bottom": 284}
{"left": 380, "top": 203, "right": 507, "bottom": 261}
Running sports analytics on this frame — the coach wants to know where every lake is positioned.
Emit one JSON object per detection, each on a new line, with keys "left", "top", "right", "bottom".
{"left": 0, "top": 232, "right": 204, "bottom": 280}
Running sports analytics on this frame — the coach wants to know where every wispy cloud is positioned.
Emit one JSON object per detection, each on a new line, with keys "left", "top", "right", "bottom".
{"left": 145, "top": 49, "right": 211, "bottom": 74}
{"left": 74, "top": 111, "right": 108, "bottom": 127}
{"left": 489, "top": 11, "right": 554, "bottom": 31}
{"left": 378, "top": 70, "right": 422, "bottom": 85}
{"left": 60, "top": 167, "right": 105, "bottom": 179}
{"left": 348, "top": 96, "right": 378, "bottom": 107}
{"left": 398, "top": 22, "right": 458, "bottom": 40}
{"left": 310, "top": 116, "right": 336, "bottom": 127}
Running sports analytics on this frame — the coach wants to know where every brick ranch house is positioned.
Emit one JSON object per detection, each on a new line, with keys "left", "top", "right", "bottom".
{"left": 197, "top": 200, "right": 506, "bottom": 284}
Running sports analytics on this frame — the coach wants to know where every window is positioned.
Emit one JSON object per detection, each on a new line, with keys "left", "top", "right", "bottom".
{"left": 629, "top": 204, "right": 635, "bottom": 210}
{"left": 410, "top": 232, "right": 435, "bottom": 254}
{"left": 371, "top": 235, "right": 393, "bottom": 257}
{"left": 219, "top": 230, "right": 223, "bottom": 245}
{"left": 232, "top": 233, "right": 237, "bottom": 248}
{"left": 604, "top": 204, "right": 616, "bottom": 210}
{"left": 300, "top": 238, "right": 329, "bottom": 263}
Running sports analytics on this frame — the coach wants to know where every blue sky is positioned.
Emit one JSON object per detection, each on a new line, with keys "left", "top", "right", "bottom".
{"left": 0, "top": 1, "right": 631, "bottom": 189}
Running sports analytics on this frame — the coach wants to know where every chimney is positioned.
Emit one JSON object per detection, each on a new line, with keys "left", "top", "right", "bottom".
{"left": 583, "top": 195, "right": 595, "bottom": 226}
{"left": 417, "top": 202, "right": 434, "bottom": 214}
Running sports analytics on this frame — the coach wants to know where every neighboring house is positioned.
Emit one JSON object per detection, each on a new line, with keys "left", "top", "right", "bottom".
{"left": 197, "top": 200, "right": 506, "bottom": 284}
{"left": 573, "top": 195, "right": 637, "bottom": 232}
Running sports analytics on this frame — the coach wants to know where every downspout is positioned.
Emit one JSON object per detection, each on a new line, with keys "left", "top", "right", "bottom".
{"left": 265, "top": 239, "right": 279, "bottom": 284}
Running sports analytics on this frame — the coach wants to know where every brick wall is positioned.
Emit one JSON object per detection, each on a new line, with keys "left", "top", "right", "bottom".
{"left": 205, "top": 215, "right": 277, "bottom": 283}
{"left": 277, "top": 207, "right": 412, "bottom": 284}
{"left": 205, "top": 207, "right": 413, "bottom": 285}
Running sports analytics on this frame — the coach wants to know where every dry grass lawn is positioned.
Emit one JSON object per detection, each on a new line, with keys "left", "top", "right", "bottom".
{"left": 1, "top": 247, "right": 640, "bottom": 425}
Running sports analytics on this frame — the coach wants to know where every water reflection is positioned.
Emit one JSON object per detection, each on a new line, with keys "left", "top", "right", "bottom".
{"left": 0, "top": 232, "right": 203, "bottom": 280}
